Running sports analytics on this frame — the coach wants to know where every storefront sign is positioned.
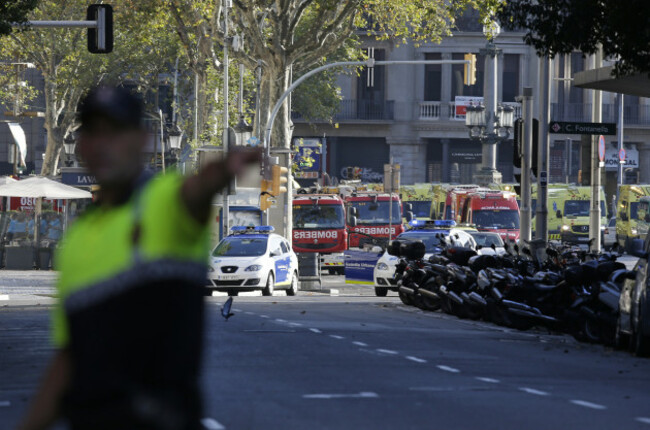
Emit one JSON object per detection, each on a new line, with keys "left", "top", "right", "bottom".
{"left": 450, "top": 149, "right": 482, "bottom": 163}
{"left": 604, "top": 146, "right": 638, "bottom": 170}
{"left": 61, "top": 170, "right": 97, "bottom": 187}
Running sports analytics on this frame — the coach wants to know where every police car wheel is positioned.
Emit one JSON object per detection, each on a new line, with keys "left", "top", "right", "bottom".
{"left": 262, "top": 273, "right": 275, "bottom": 296}
{"left": 286, "top": 271, "right": 298, "bottom": 296}
{"left": 374, "top": 287, "right": 388, "bottom": 297}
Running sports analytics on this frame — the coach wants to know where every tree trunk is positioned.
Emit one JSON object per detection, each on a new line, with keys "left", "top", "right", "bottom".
{"left": 41, "top": 77, "right": 62, "bottom": 176}
{"left": 260, "top": 64, "right": 293, "bottom": 150}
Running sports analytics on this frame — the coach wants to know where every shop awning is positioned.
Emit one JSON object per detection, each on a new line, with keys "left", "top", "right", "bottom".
{"left": 0, "top": 176, "right": 92, "bottom": 199}
{"left": 574, "top": 66, "right": 650, "bottom": 98}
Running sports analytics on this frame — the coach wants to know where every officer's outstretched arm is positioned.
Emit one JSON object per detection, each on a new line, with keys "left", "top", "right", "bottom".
{"left": 182, "top": 147, "right": 261, "bottom": 224}
{"left": 18, "top": 349, "right": 70, "bottom": 430}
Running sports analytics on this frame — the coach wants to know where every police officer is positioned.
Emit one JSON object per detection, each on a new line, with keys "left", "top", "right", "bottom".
{"left": 19, "top": 86, "right": 260, "bottom": 430}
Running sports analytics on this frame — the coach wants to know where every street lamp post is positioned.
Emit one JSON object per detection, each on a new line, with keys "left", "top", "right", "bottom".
{"left": 465, "top": 25, "right": 514, "bottom": 186}
{"left": 63, "top": 135, "right": 76, "bottom": 167}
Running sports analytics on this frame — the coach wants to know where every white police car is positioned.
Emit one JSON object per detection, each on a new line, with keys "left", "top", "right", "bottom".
{"left": 208, "top": 226, "right": 299, "bottom": 296}
{"left": 373, "top": 220, "right": 477, "bottom": 296}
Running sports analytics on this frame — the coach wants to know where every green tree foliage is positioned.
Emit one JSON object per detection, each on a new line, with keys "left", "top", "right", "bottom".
{"left": 0, "top": 0, "right": 38, "bottom": 36}
{"left": 498, "top": 0, "right": 650, "bottom": 76}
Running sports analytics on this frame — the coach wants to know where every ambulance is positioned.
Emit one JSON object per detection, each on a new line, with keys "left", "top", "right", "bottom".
{"left": 553, "top": 186, "right": 608, "bottom": 246}
{"left": 616, "top": 185, "right": 650, "bottom": 251}
{"left": 442, "top": 185, "right": 489, "bottom": 223}
{"left": 459, "top": 190, "right": 520, "bottom": 242}
{"left": 399, "top": 183, "right": 435, "bottom": 221}
{"left": 430, "top": 184, "right": 450, "bottom": 220}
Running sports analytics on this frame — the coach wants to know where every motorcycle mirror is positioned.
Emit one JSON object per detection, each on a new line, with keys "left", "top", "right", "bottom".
{"left": 221, "top": 297, "right": 235, "bottom": 321}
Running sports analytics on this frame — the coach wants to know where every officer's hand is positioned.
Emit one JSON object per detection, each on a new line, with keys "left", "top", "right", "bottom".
{"left": 224, "top": 147, "right": 263, "bottom": 180}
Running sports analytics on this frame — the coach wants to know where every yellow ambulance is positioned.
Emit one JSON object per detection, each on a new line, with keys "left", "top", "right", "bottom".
{"left": 616, "top": 185, "right": 650, "bottom": 251}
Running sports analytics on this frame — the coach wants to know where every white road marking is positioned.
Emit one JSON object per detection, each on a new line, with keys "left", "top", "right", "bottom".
{"left": 0, "top": 401, "right": 10, "bottom": 407}
{"left": 376, "top": 349, "right": 398, "bottom": 355}
{"left": 405, "top": 356, "right": 427, "bottom": 363}
{"left": 288, "top": 322, "right": 303, "bottom": 327}
{"left": 244, "top": 311, "right": 253, "bottom": 315}
{"left": 275, "top": 319, "right": 287, "bottom": 323}
{"left": 475, "top": 377, "right": 500, "bottom": 384}
{"left": 636, "top": 417, "right": 650, "bottom": 425}
{"left": 437, "top": 365, "right": 460, "bottom": 373}
{"left": 260, "top": 315, "right": 269, "bottom": 318}
{"left": 303, "top": 392, "right": 379, "bottom": 399}
{"left": 329, "top": 335, "right": 345, "bottom": 340}
{"left": 519, "top": 387, "right": 550, "bottom": 396}
{"left": 570, "top": 400, "right": 607, "bottom": 410}
{"left": 309, "top": 328, "right": 322, "bottom": 333}
{"left": 232, "top": 308, "right": 242, "bottom": 312}
{"left": 352, "top": 341, "right": 368, "bottom": 347}
{"left": 201, "top": 417, "right": 225, "bottom": 429}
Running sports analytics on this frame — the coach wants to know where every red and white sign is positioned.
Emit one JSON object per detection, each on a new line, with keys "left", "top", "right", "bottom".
{"left": 8, "top": 197, "right": 63, "bottom": 212}
{"left": 619, "top": 148, "right": 626, "bottom": 162}
{"left": 454, "top": 96, "right": 484, "bottom": 120}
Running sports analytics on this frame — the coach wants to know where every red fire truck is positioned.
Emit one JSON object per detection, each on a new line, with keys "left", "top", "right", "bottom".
{"left": 345, "top": 192, "right": 406, "bottom": 248}
{"left": 442, "top": 185, "right": 484, "bottom": 222}
{"left": 292, "top": 194, "right": 348, "bottom": 274}
{"left": 460, "top": 190, "right": 520, "bottom": 242}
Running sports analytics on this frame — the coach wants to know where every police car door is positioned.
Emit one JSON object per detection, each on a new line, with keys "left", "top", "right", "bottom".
{"left": 271, "top": 237, "right": 290, "bottom": 284}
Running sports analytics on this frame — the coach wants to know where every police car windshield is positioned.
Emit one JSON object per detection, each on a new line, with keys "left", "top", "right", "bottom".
{"left": 564, "top": 200, "right": 606, "bottom": 217}
{"left": 404, "top": 201, "right": 432, "bottom": 218}
{"left": 351, "top": 200, "right": 401, "bottom": 224}
{"left": 212, "top": 237, "right": 267, "bottom": 257}
{"left": 473, "top": 210, "right": 520, "bottom": 229}
{"left": 293, "top": 204, "right": 345, "bottom": 229}
{"left": 397, "top": 232, "right": 446, "bottom": 252}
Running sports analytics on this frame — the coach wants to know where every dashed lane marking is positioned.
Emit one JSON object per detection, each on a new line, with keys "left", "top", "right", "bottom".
{"left": 275, "top": 319, "right": 287, "bottom": 323}
{"left": 260, "top": 315, "right": 269, "bottom": 318}
{"left": 244, "top": 311, "right": 254, "bottom": 315}
{"left": 405, "top": 356, "right": 427, "bottom": 363}
{"left": 570, "top": 400, "right": 607, "bottom": 410}
{"left": 309, "top": 328, "right": 322, "bottom": 333}
{"left": 376, "top": 349, "right": 398, "bottom": 355}
{"left": 352, "top": 341, "right": 368, "bottom": 347}
{"left": 475, "top": 377, "right": 500, "bottom": 384}
{"left": 519, "top": 387, "right": 550, "bottom": 396}
{"left": 329, "top": 335, "right": 345, "bottom": 340}
{"left": 201, "top": 417, "right": 225, "bottom": 429}
{"left": 288, "top": 322, "right": 303, "bottom": 327}
{"left": 636, "top": 417, "right": 650, "bottom": 425}
{"left": 0, "top": 401, "right": 10, "bottom": 407}
{"left": 437, "top": 365, "right": 460, "bottom": 373}
{"left": 232, "top": 309, "right": 242, "bottom": 312}
{"left": 303, "top": 392, "right": 379, "bottom": 399}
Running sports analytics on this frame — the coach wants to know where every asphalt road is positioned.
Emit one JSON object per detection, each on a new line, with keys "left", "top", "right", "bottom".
{"left": 1, "top": 273, "right": 650, "bottom": 430}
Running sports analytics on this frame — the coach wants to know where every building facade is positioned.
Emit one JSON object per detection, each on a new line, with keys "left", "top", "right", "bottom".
{"left": 292, "top": 24, "right": 650, "bottom": 193}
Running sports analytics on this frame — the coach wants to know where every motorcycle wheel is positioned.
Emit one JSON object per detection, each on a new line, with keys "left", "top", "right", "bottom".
{"left": 419, "top": 294, "right": 441, "bottom": 312}
{"left": 398, "top": 290, "right": 414, "bottom": 306}
{"left": 583, "top": 319, "right": 602, "bottom": 344}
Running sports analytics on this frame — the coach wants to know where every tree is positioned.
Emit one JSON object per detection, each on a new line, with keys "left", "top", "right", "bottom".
{"left": 168, "top": 0, "right": 498, "bottom": 151}
{"left": 0, "top": 0, "right": 38, "bottom": 36}
{"left": 497, "top": 0, "right": 650, "bottom": 76}
{"left": 2, "top": 0, "right": 186, "bottom": 175}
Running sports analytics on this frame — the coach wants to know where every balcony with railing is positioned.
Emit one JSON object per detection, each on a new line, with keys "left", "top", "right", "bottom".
{"left": 291, "top": 99, "right": 394, "bottom": 122}
{"left": 418, "top": 101, "right": 521, "bottom": 121}
{"left": 551, "top": 103, "right": 650, "bottom": 126}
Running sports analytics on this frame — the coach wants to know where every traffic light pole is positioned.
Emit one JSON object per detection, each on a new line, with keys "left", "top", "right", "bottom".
{"left": 589, "top": 47, "right": 603, "bottom": 252}
{"left": 519, "top": 87, "right": 534, "bottom": 243}
{"left": 535, "top": 57, "right": 551, "bottom": 243}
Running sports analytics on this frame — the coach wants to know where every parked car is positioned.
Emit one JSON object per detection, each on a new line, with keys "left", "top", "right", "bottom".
{"left": 467, "top": 231, "right": 507, "bottom": 256}
{"left": 208, "top": 226, "right": 299, "bottom": 296}
{"left": 616, "top": 236, "right": 650, "bottom": 356}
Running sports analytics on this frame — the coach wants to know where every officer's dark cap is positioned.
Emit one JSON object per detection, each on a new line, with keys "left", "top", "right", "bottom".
{"left": 78, "top": 85, "right": 144, "bottom": 132}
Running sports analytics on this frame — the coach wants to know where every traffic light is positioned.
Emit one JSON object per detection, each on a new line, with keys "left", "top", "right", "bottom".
{"left": 271, "top": 164, "right": 288, "bottom": 196}
{"left": 531, "top": 118, "right": 539, "bottom": 177}
{"left": 513, "top": 118, "right": 523, "bottom": 196}
{"left": 87, "top": 4, "right": 113, "bottom": 54}
{"left": 463, "top": 53, "right": 477, "bottom": 86}
{"left": 260, "top": 179, "right": 273, "bottom": 211}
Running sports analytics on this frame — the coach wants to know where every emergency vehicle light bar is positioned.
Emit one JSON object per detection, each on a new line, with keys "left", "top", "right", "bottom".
{"left": 230, "top": 225, "right": 275, "bottom": 234}
{"left": 409, "top": 219, "right": 456, "bottom": 228}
